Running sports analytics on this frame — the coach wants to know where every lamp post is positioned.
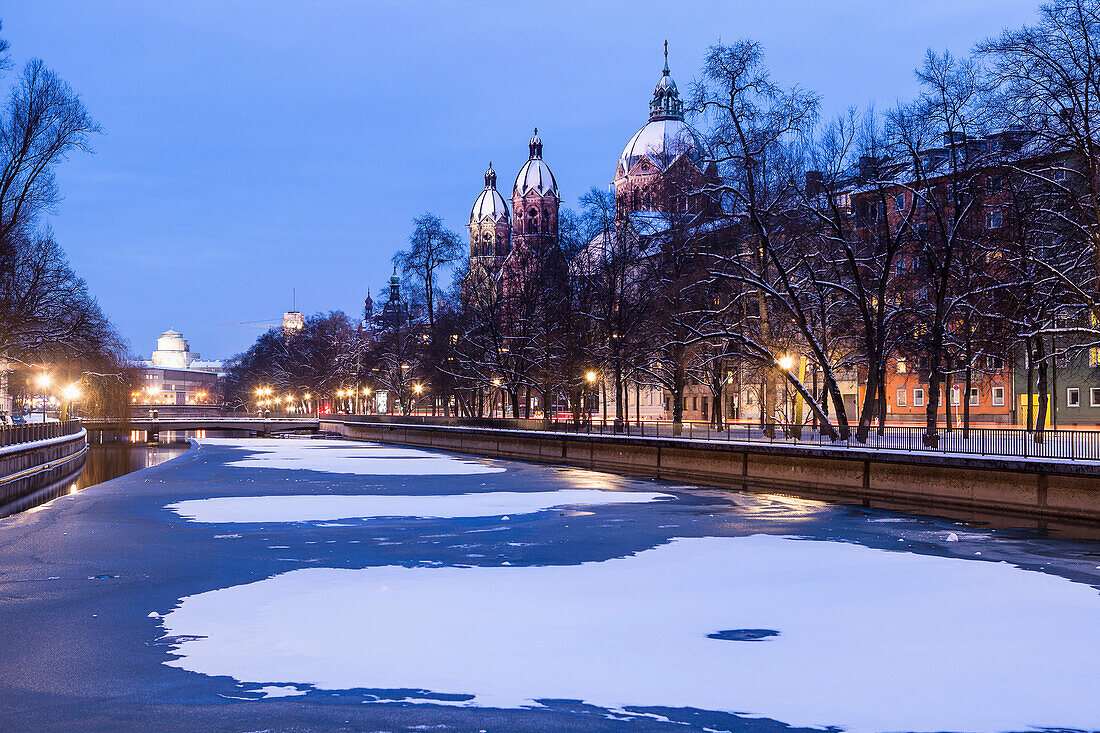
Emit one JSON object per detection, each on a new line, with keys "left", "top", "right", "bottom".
{"left": 585, "top": 371, "right": 598, "bottom": 425}
{"left": 35, "top": 373, "right": 51, "bottom": 421}
{"left": 60, "top": 383, "right": 80, "bottom": 421}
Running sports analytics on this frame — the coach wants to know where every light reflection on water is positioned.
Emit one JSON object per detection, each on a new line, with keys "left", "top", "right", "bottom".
{"left": 0, "top": 430, "right": 243, "bottom": 518}
{"left": 75, "top": 430, "right": 241, "bottom": 492}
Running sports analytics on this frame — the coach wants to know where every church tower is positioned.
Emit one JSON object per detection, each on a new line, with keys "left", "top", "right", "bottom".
{"left": 510, "top": 128, "right": 559, "bottom": 248}
{"left": 614, "top": 42, "right": 717, "bottom": 221}
{"left": 501, "top": 129, "right": 561, "bottom": 304}
{"left": 466, "top": 162, "right": 511, "bottom": 303}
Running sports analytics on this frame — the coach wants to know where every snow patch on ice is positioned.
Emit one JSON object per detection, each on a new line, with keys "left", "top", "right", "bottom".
{"left": 252, "top": 685, "right": 307, "bottom": 698}
{"left": 167, "top": 490, "right": 673, "bottom": 524}
{"left": 157, "top": 534, "right": 1100, "bottom": 732}
{"left": 197, "top": 438, "right": 504, "bottom": 475}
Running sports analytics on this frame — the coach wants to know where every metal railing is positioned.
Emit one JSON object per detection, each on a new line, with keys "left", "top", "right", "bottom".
{"left": 0, "top": 419, "right": 83, "bottom": 448}
{"left": 342, "top": 414, "right": 1100, "bottom": 462}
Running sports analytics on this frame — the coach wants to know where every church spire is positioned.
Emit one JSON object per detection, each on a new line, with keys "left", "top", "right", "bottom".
{"left": 529, "top": 127, "right": 543, "bottom": 159}
{"left": 649, "top": 41, "right": 684, "bottom": 122}
{"left": 485, "top": 161, "right": 497, "bottom": 189}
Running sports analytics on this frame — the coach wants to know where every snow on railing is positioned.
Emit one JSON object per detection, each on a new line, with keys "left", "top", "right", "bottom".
{"left": 0, "top": 419, "right": 83, "bottom": 448}
{"left": 338, "top": 415, "right": 1100, "bottom": 462}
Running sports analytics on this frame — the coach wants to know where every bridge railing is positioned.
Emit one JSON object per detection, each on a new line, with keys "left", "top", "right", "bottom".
{"left": 0, "top": 419, "right": 83, "bottom": 448}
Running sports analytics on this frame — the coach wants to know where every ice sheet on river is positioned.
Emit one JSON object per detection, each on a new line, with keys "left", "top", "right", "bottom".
{"left": 196, "top": 438, "right": 504, "bottom": 475}
{"left": 159, "top": 534, "right": 1100, "bottom": 732}
{"left": 167, "top": 489, "right": 673, "bottom": 523}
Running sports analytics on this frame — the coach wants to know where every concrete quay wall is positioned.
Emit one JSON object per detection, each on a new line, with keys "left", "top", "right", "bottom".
{"left": 321, "top": 420, "right": 1100, "bottom": 525}
{"left": 0, "top": 430, "right": 88, "bottom": 516}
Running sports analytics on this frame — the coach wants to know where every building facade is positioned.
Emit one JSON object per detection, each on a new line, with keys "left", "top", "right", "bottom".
{"left": 134, "top": 330, "right": 222, "bottom": 406}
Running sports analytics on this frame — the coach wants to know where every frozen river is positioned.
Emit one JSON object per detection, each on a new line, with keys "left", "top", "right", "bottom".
{"left": 1, "top": 437, "right": 1098, "bottom": 732}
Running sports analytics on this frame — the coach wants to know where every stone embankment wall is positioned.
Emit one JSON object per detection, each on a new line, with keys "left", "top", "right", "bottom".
{"left": 321, "top": 420, "right": 1100, "bottom": 526}
{"left": 0, "top": 430, "right": 88, "bottom": 517}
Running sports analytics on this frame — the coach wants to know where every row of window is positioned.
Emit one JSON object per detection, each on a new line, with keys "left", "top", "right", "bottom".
{"left": 1065, "top": 388, "right": 1100, "bottom": 408}
{"left": 895, "top": 386, "right": 1007, "bottom": 408}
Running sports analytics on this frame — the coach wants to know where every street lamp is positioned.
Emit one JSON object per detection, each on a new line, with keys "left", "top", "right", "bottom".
{"left": 778, "top": 356, "right": 795, "bottom": 372}
{"left": 60, "top": 383, "right": 80, "bottom": 421}
{"left": 34, "top": 373, "right": 51, "bottom": 421}
{"left": 585, "top": 371, "right": 597, "bottom": 384}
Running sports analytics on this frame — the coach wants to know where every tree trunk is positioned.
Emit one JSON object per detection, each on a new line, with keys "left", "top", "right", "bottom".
{"left": 614, "top": 363, "right": 624, "bottom": 432}
{"left": 1034, "top": 337, "right": 1048, "bottom": 444}
{"left": 672, "top": 363, "right": 685, "bottom": 436}
{"left": 963, "top": 363, "right": 972, "bottom": 440}
{"left": 1025, "top": 340, "right": 1034, "bottom": 433}
{"left": 856, "top": 358, "right": 880, "bottom": 443}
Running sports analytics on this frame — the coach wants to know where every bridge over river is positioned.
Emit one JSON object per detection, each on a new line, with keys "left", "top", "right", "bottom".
{"left": 82, "top": 417, "right": 320, "bottom": 436}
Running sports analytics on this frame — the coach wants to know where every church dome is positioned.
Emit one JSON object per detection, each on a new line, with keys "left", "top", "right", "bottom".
{"left": 471, "top": 162, "right": 509, "bottom": 222}
{"left": 619, "top": 118, "right": 708, "bottom": 175}
{"left": 514, "top": 128, "right": 559, "bottom": 197}
{"left": 617, "top": 43, "right": 708, "bottom": 176}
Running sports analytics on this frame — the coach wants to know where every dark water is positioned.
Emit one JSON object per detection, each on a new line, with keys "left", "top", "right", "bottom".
{"left": 74, "top": 431, "right": 194, "bottom": 492}
{"left": 1, "top": 431, "right": 241, "bottom": 518}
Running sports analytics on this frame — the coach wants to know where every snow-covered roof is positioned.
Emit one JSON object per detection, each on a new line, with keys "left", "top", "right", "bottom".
{"left": 619, "top": 119, "right": 709, "bottom": 176}
{"left": 471, "top": 187, "right": 509, "bottom": 223}
{"left": 514, "top": 158, "right": 559, "bottom": 198}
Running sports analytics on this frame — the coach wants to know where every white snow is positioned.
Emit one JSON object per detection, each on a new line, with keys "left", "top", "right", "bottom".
{"left": 166, "top": 490, "right": 673, "bottom": 524}
{"left": 158, "top": 534, "right": 1100, "bottom": 732}
{"left": 252, "top": 685, "right": 306, "bottom": 698}
{"left": 196, "top": 438, "right": 505, "bottom": 475}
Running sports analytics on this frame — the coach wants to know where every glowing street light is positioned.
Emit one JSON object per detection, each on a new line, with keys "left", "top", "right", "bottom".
{"left": 413, "top": 383, "right": 424, "bottom": 395}
{"left": 61, "top": 384, "right": 80, "bottom": 400}
{"left": 585, "top": 370, "right": 597, "bottom": 384}
{"left": 778, "top": 356, "right": 795, "bottom": 371}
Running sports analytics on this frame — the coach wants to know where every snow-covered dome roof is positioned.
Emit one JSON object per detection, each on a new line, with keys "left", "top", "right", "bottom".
{"left": 618, "top": 44, "right": 708, "bottom": 176}
{"left": 471, "top": 162, "right": 509, "bottom": 222}
{"left": 619, "top": 118, "right": 708, "bottom": 175}
{"left": 514, "top": 128, "right": 559, "bottom": 197}
{"left": 514, "top": 158, "right": 558, "bottom": 197}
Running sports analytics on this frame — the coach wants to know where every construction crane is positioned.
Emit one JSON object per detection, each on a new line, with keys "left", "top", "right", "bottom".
{"left": 217, "top": 318, "right": 283, "bottom": 329}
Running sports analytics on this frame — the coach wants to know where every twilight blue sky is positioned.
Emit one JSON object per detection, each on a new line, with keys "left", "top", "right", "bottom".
{"left": 4, "top": 1, "right": 1038, "bottom": 359}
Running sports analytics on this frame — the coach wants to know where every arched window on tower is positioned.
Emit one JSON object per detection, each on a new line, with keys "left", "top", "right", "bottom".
{"left": 528, "top": 207, "right": 539, "bottom": 234}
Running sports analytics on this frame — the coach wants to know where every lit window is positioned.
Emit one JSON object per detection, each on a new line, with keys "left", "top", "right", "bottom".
{"left": 992, "top": 387, "right": 1005, "bottom": 407}
{"left": 913, "top": 388, "right": 925, "bottom": 407}
{"left": 896, "top": 359, "right": 907, "bottom": 374}
{"left": 1090, "top": 348, "right": 1100, "bottom": 368}
{"left": 896, "top": 389, "right": 907, "bottom": 407}
{"left": 1068, "top": 388, "right": 1081, "bottom": 408}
